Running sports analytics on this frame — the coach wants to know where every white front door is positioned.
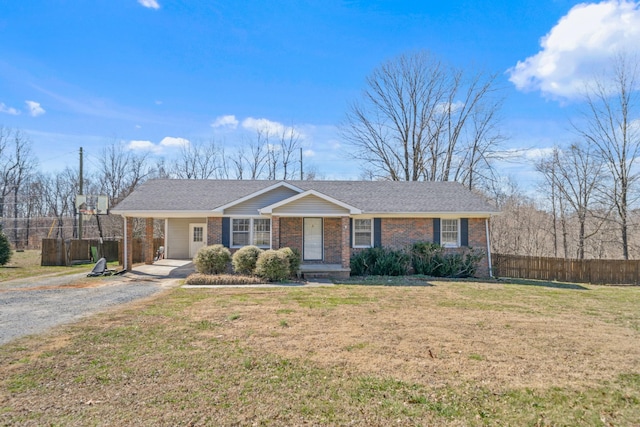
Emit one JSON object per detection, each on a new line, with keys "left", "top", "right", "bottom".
{"left": 303, "top": 218, "right": 323, "bottom": 261}
{"left": 189, "top": 223, "right": 206, "bottom": 258}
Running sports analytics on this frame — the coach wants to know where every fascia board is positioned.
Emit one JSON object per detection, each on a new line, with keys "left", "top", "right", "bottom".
{"left": 110, "top": 209, "right": 221, "bottom": 218}
{"left": 351, "top": 212, "right": 498, "bottom": 218}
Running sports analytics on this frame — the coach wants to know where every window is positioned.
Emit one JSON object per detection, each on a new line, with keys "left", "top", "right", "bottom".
{"left": 231, "top": 218, "right": 271, "bottom": 248}
{"left": 353, "top": 219, "right": 373, "bottom": 248}
{"left": 441, "top": 219, "right": 459, "bottom": 247}
{"left": 193, "top": 226, "right": 203, "bottom": 243}
{"left": 253, "top": 219, "right": 271, "bottom": 247}
{"left": 232, "top": 219, "right": 250, "bottom": 246}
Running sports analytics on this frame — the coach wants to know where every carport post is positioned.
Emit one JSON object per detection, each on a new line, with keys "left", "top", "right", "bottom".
{"left": 123, "top": 216, "right": 129, "bottom": 271}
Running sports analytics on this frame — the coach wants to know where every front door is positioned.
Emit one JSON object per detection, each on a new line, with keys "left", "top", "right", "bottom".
{"left": 303, "top": 218, "right": 323, "bottom": 261}
{"left": 189, "top": 223, "right": 206, "bottom": 258}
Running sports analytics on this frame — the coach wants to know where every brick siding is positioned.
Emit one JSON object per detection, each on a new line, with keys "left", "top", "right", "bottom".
{"left": 206, "top": 217, "right": 223, "bottom": 246}
{"left": 380, "top": 218, "right": 433, "bottom": 249}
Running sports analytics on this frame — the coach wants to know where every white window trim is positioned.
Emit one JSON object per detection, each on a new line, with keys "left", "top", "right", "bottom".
{"left": 352, "top": 218, "right": 374, "bottom": 248}
{"left": 441, "top": 218, "right": 460, "bottom": 248}
{"left": 230, "top": 217, "right": 272, "bottom": 249}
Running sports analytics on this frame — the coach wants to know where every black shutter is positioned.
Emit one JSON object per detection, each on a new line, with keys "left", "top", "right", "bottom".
{"left": 349, "top": 218, "right": 353, "bottom": 248}
{"left": 433, "top": 218, "right": 441, "bottom": 245}
{"left": 222, "top": 217, "right": 230, "bottom": 247}
{"left": 460, "top": 218, "right": 469, "bottom": 247}
{"left": 373, "top": 218, "right": 382, "bottom": 248}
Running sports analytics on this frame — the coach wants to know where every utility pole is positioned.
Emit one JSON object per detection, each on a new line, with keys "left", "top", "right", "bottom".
{"left": 78, "top": 147, "right": 83, "bottom": 240}
{"left": 300, "top": 147, "right": 303, "bottom": 180}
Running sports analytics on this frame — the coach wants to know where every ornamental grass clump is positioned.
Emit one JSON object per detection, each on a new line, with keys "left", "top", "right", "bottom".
{"left": 255, "top": 249, "right": 290, "bottom": 282}
{"left": 232, "top": 245, "right": 263, "bottom": 275}
{"left": 193, "top": 244, "right": 231, "bottom": 274}
{"left": 350, "top": 247, "right": 410, "bottom": 276}
{"left": 410, "top": 241, "right": 484, "bottom": 278}
{"left": 185, "top": 273, "right": 263, "bottom": 286}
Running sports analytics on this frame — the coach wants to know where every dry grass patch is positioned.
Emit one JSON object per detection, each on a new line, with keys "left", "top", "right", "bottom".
{"left": 0, "top": 250, "right": 97, "bottom": 283}
{"left": 1, "top": 280, "right": 639, "bottom": 426}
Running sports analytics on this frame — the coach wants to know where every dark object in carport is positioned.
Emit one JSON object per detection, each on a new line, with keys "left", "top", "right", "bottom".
{"left": 87, "top": 257, "right": 115, "bottom": 277}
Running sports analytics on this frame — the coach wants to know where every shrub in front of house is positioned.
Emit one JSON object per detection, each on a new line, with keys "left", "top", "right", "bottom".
{"left": 279, "top": 247, "right": 301, "bottom": 277}
{"left": 255, "top": 249, "right": 290, "bottom": 282}
{"left": 350, "top": 247, "right": 411, "bottom": 276}
{"left": 410, "top": 241, "right": 484, "bottom": 278}
{"left": 193, "top": 244, "right": 231, "bottom": 275}
{"left": 411, "top": 241, "right": 445, "bottom": 276}
{"left": 439, "top": 248, "right": 484, "bottom": 278}
{"left": 0, "top": 228, "right": 11, "bottom": 266}
{"left": 232, "top": 245, "right": 263, "bottom": 275}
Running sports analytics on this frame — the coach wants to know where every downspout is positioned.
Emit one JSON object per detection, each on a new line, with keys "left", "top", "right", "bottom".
{"left": 123, "top": 216, "right": 128, "bottom": 271}
{"left": 485, "top": 217, "right": 493, "bottom": 278}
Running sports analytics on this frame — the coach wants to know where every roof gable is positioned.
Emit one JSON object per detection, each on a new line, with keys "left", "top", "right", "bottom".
{"left": 216, "top": 182, "right": 302, "bottom": 215}
{"left": 260, "top": 190, "right": 361, "bottom": 216}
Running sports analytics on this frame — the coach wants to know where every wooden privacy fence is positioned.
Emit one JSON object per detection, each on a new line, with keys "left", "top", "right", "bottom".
{"left": 493, "top": 253, "right": 640, "bottom": 285}
{"left": 42, "top": 238, "right": 163, "bottom": 266}
{"left": 118, "top": 237, "right": 164, "bottom": 265}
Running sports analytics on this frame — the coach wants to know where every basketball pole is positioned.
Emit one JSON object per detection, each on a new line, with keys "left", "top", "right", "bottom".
{"left": 78, "top": 147, "right": 84, "bottom": 240}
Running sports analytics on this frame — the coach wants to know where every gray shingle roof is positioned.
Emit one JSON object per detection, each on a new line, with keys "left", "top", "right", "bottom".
{"left": 112, "top": 179, "right": 498, "bottom": 215}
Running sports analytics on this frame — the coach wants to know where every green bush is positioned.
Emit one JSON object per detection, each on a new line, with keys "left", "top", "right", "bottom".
{"left": 255, "top": 249, "right": 290, "bottom": 282}
{"left": 411, "top": 241, "right": 445, "bottom": 276}
{"left": 410, "top": 241, "right": 484, "bottom": 278}
{"left": 232, "top": 245, "right": 263, "bottom": 275}
{"left": 0, "top": 229, "right": 11, "bottom": 266}
{"left": 279, "top": 247, "right": 301, "bottom": 277}
{"left": 193, "top": 244, "right": 231, "bottom": 274}
{"left": 350, "top": 247, "right": 410, "bottom": 276}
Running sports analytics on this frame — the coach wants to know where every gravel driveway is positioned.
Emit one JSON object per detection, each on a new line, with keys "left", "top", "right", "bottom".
{"left": 0, "top": 260, "right": 194, "bottom": 346}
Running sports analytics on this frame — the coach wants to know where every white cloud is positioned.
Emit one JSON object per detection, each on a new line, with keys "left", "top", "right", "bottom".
{"left": 211, "top": 114, "right": 239, "bottom": 129}
{"left": 127, "top": 140, "right": 163, "bottom": 153}
{"left": 127, "top": 136, "right": 189, "bottom": 154}
{"left": 507, "top": 0, "right": 640, "bottom": 99}
{"left": 160, "top": 136, "right": 190, "bottom": 147}
{"left": 25, "top": 100, "right": 45, "bottom": 117}
{"left": 138, "top": 0, "right": 160, "bottom": 9}
{"left": 241, "top": 117, "right": 303, "bottom": 140}
{"left": 0, "top": 102, "right": 20, "bottom": 115}
{"left": 303, "top": 149, "right": 316, "bottom": 157}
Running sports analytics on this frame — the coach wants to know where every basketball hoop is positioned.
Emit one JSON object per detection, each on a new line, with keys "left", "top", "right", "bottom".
{"left": 76, "top": 194, "right": 109, "bottom": 218}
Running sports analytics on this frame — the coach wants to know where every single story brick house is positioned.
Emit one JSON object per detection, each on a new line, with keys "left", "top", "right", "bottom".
{"left": 111, "top": 179, "right": 499, "bottom": 278}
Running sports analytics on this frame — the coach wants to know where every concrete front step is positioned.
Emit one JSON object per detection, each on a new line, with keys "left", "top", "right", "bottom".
{"left": 298, "top": 264, "right": 350, "bottom": 279}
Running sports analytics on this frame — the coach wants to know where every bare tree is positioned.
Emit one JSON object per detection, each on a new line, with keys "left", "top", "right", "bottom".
{"left": 537, "top": 143, "right": 606, "bottom": 259}
{"left": 96, "top": 142, "right": 151, "bottom": 205}
{"left": 171, "top": 139, "right": 221, "bottom": 179}
{"left": 536, "top": 148, "right": 567, "bottom": 257}
{"left": 42, "top": 168, "right": 77, "bottom": 240}
{"left": 247, "top": 134, "right": 268, "bottom": 179}
{"left": 490, "top": 185, "right": 555, "bottom": 257}
{"left": 0, "top": 127, "right": 38, "bottom": 245}
{"left": 278, "top": 126, "right": 301, "bottom": 179}
{"left": 574, "top": 54, "right": 640, "bottom": 259}
{"left": 341, "top": 51, "right": 504, "bottom": 186}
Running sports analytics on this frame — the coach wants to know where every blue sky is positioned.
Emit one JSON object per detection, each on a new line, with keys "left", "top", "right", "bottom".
{"left": 1, "top": 0, "right": 639, "bottom": 185}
